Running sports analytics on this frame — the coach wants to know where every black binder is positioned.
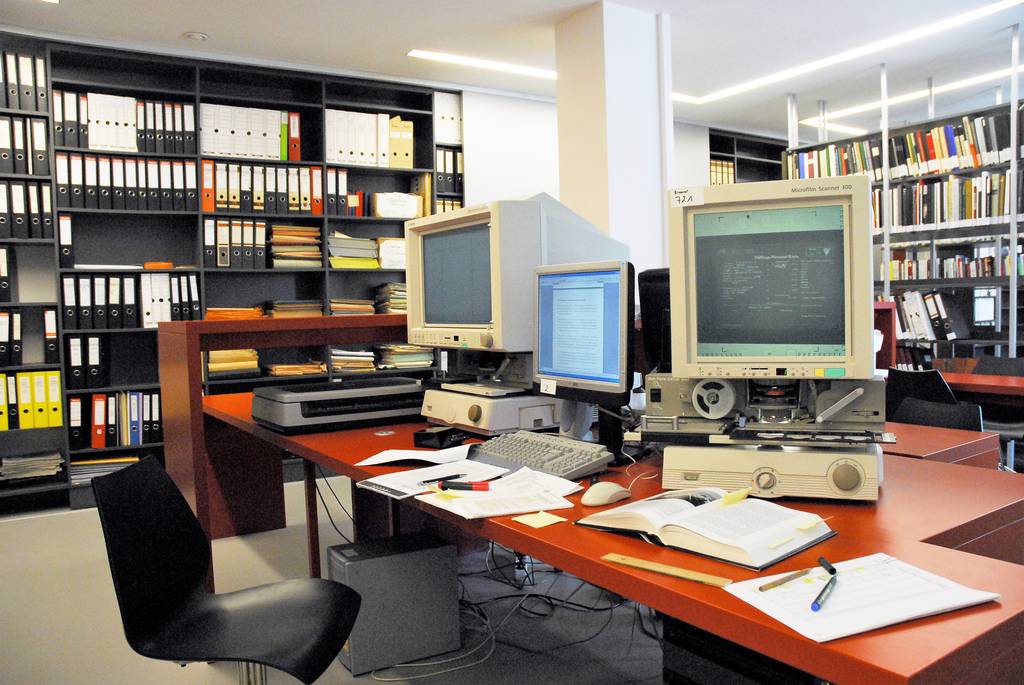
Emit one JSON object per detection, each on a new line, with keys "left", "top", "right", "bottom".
{"left": 203, "top": 218, "right": 216, "bottom": 268}
{"left": 0, "top": 116, "right": 12, "bottom": 173}
{"left": 68, "top": 397, "right": 86, "bottom": 450}
{"left": 97, "top": 156, "right": 112, "bottom": 209}
{"left": 107, "top": 276, "right": 122, "bottom": 329}
{"left": 12, "top": 117, "right": 27, "bottom": 174}
{"left": 43, "top": 308, "right": 59, "bottom": 364}
{"left": 85, "top": 335, "right": 105, "bottom": 389}
{"left": 61, "top": 276, "right": 77, "bottom": 330}
{"left": 0, "top": 183, "right": 10, "bottom": 239}
{"left": 111, "top": 158, "right": 126, "bottom": 210}
{"left": 0, "top": 246, "right": 12, "bottom": 303}
{"left": 77, "top": 94, "right": 89, "bottom": 149}
{"left": 57, "top": 214, "right": 74, "bottom": 268}
{"left": 239, "top": 165, "right": 253, "bottom": 213}
{"left": 83, "top": 155, "right": 99, "bottom": 209}
{"left": 92, "top": 275, "right": 107, "bottom": 330}
{"left": 77, "top": 276, "right": 93, "bottom": 331}
{"left": 9, "top": 182, "right": 27, "bottom": 239}
{"left": 29, "top": 119, "right": 48, "bottom": 176}
{"left": 122, "top": 276, "right": 138, "bottom": 329}
{"left": 9, "top": 311, "right": 21, "bottom": 366}
{"left": 65, "top": 336, "right": 85, "bottom": 390}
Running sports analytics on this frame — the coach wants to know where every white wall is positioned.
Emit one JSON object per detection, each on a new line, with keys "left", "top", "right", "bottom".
{"left": 673, "top": 121, "right": 710, "bottom": 188}
{"left": 462, "top": 91, "right": 559, "bottom": 206}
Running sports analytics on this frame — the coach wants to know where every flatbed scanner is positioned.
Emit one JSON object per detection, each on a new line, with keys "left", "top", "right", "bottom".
{"left": 252, "top": 377, "right": 425, "bottom": 434}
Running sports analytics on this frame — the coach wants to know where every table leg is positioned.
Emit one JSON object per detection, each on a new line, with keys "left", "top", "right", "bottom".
{"left": 304, "top": 460, "right": 321, "bottom": 578}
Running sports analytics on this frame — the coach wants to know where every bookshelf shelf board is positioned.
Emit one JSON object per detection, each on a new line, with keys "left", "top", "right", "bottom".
{"left": 56, "top": 208, "right": 196, "bottom": 216}
{"left": 61, "top": 328, "right": 157, "bottom": 335}
{"left": 0, "top": 172, "right": 51, "bottom": 181}
{"left": 54, "top": 146, "right": 197, "bottom": 160}
{"left": 0, "top": 107, "right": 51, "bottom": 119}
{"left": 69, "top": 442, "right": 164, "bottom": 456}
{"left": 198, "top": 93, "right": 322, "bottom": 110}
{"left": 0, "top": 239, "right": 55, "bottom": 245}
{"left": 61, "top": 267, "right": 199, "bottom": 274}
{"left": 871, "top": 161, "right": 1013, "bottom": 187}
{"left": 735, "top": 154, "right": 783, "bottom": 165}
{"left": 50, "top": 77, "right": 195, "bottom": 98}
{"left": 327, "top": 216, "right": 413, "bottom": 223}
{"left": 204, "top": 268, "right": 324, "bottom": 274}
{"left": 0, "top": 426, "right": 65, "bottom": 437}
{"left": 435, "top": 192, "right": 464, "bottom": 198}
{"left": 878, "top": 277, "right": 1011, "bottom": 289}
{"left": 326, "top": 164, "right": 434, "bottom": 175}
{"left": 0, "top": 363, "right": 62, "bottom": 373}
{"left": 0, "top": 481, "right": 68, "bottom": 499}
{"left": 329, "top": 267, "right": 405, "bottom": 273}
{"left": 0, "top": 302, "right": 59, "bottom": 308}
{"left": 65, "top": 383, "right": 161, "bottom": 395}
{"left": 200, "top": 155, "right": 324, "bottom": 167}
{"left": 200, "top": 211, "right": 321, "bottom": 220}
{"left": 332, "top": 366, "right": 437, "bottom": 379}
{"left": 873, "top": 224, "right": 1015, "bottom": 245}
{"left": 205, "top": 374, "right": 328, "bottom": 387}
{"left": 324, "top": 99, "right": 432, "bottom": 116}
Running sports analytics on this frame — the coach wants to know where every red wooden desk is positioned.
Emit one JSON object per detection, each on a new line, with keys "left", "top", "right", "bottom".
{"left": 202, "top": 392, "right": 1024, "bottom": 684}
{"left": 883, "top": 422, "right": 1001, "bottom": 468}
{"left": 943, "top": 372, "right": 1024, "bottom": 409}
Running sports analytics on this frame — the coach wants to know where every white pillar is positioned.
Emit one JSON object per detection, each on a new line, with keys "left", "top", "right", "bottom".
{"left": 787, "top": 93, "right": 799, "bottom": 149}
{"left": 1010, "top": 26, "right": 1019, "bottom": 356}
{"left": 817, "top": 100, "right": 828, "bottom": 143}
{"left": 881, "top": 64, "right": 891, "bottom": 300}
{"left": 556, "top": 1, "right": 673, "bottom": 272}
{"left": 927, "top": 77, "right": 935, "bottom": 118}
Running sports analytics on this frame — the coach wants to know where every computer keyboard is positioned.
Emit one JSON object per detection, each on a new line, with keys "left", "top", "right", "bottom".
{"left": 471, "top": 430, "right": 614, "bottom": 480}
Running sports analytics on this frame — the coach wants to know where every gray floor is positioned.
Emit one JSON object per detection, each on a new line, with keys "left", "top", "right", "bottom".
{"left": 0, "top": 475, "right": 663, "bottom": 685}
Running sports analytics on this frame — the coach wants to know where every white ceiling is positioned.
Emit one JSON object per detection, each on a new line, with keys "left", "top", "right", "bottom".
{"left": 3, "top": 0, "right": 1024, "bottom": 142}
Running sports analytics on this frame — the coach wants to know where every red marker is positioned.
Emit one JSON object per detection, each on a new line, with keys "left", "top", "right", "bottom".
{"left": 438, "top": 481, "right": 490, "bottom": 491}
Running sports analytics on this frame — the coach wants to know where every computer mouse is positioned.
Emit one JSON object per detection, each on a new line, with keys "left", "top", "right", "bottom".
{"left": 581, "top": 481, "right": 631, "bottom": 507}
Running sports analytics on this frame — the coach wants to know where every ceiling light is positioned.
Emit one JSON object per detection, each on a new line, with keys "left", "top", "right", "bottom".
{"left": 182, "top": 31, "right": 209, "bottom": 42}
{"left": 675, "top": 0, "right": 1024, "bottom": 104}
{"left": 799, "top": 64, "right": 1024, "bottom": 128}
{"left": 408, "top": 49, "right": 556, "bottom": 80}
{"left": 38, "top": 0, "right": 59, "bottom": 4}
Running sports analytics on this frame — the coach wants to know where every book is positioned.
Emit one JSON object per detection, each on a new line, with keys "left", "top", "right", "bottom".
{"left": 575, "top": 488, "right": 834, "bottom": 570}
{"left": 724, "top": 553, "right": 999, "bottom": 642}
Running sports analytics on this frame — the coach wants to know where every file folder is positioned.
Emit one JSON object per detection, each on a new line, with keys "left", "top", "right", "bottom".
{"left": 31, "top": 371, "right": 48, "bottom": 427}
{"left": 63, "top": 91, "right": 78, "bottom": 147}
{"left": 5, "top": 374, "right": 17, "bottom": 429}
{"left": 264, "top": 166, "right": 277, "bottom": 215}
{"left": 107, "top": 276, "right": 122, "bottom": 329}
{"left": 154, "top": 101, "right": 165, "bottom": 153}
{"left": 184, "top": 160, "right": 198, "bottom": 210}
{"left": 78, "top": 94, "right": 89, "bottom": 149}
{"left": 43, "top": 308, "right": 59, "bottom": 363}
{"left": 151, "top": 393, "right": 162, "bottom": 441}
{"left": 216, "top": 220, "right": 230, "bottom": 267}
{"left": 0, "top": 311, "right": 9, "bottom": 367}
{"left": 93, "top": 275, "right": 107, "bottom": 329}
{"left": 69, "top": 153, "right": 84, "bottom": 208}
{"left": 228, "top": 163, "right": 241, "bottom": 210}
{"left": 0, "top": 183, "right": 8, "bottom": 238}
{"left": 26, "top": 183, "right": 41, "bottom": 238}
{"left": 111, "top": 158, "right": 125, "bottom": 210}
{"left": 106, "top": 392, "right": 118, "bottom": 447}
{"left": 16, "top": 372, "right": 34, "bottom": 429}
{"left": 276, "top": 167, "right": 288, "bottom": 212}
{"left": 159, "top": 160, "right": 173, "bottom": 210}
{"left": 0, "top": 116, "right": 12, "bottom": 173}
{"left": 203, "top": 219, "right": 216, "bottom": 267}
{"left": 135, "top": 101, "right": 146, "bottom": 152}
{"left": 169, "top": 276, "right": 181, "bottom": 321}
{"left": 55, "top": 152, "right": 71, "bottom": 209}
{"left": 10, "top": 181, "right": 27, "bottom": 238}
{"left": 34, "top": 56, "right": 47, "bottom": 112}
{"left": 172, "top": 160, "right": 185, "bottom": 210}
{"left": 68, "top": 396, "right": 85, "bottom": 449}
{"left": 288, "top": 112, "right": 301, "bottom": 160}
{"left": 41, "top": 183, "right": 52, "bottom": 238}
{"left": 0, "top": 374, "right": 7, "bottom": 431}
{"left": 77, "top": 276, "right": 93, "bottom": 331}
{"left": 61, "top": 276, "right": 77, "bottom": 330}
{"left": 4, "top": 54, "right": 18, "bottom": 110}
{"left": 145, "top": 101, "right": 156, "bottom": 152}
{"left": 139, "top": 273, "right": 153, "bottom": 328}
{"left": 146, "top": 159, "right": 160, "bottom": 208}
{"left": 239, "top": 164, "right": 253, "bottom": 213}
{"left": 17, "top": 55, "right": 34, "bottom": 112}
{"left": 299, "top": 167, "right": 312, "bottom": 214}
{"left": 0, "top": 246, "right": 11, "bottom": 302}
{"left": 215, "top": 162, "right": 228, "bottom": 211}
{"left": 83, "top": 155, "right": 99, "bottom": 208}
{"left": 122, "top": 276, "right": 138, "bottom": 328}
{"left": 326, "top": 168, "right": 337, "bottom": 216}
{"left": 124, "top": 157, "right": 138, "bottom": 209}
{"left": 136, "top": 158, "right": 150, "bottom": 210}
{"left": 129, "top": 391, "right": 141, "bottom": 446}
{"left": 188, "top": 273, "right": 201, "bottom": 319}
{"left": 201, "top": 159, "right": 215, "bottom": 212}
{"left": 97, "top": 156, "right": 112, "bottom": 209}
{"left": 142, "top": 393, "right": 151, "bottom": 444}
{"left": 9, "top": 311, "right": 21, "bottom": 366}
{"left": 86, "top": 335, "right": 105, "bottom": 388}
{"left": 287, "top": 167, "right": 300, "bottom": 213}
{"left": 183, "top": 104, "right": 196, "bottom": 154}
{"left": 30, "top": 119, "right": 48, "bottom": 176}
{"left": 91, "top": 394, "right": 105, "bottom": 448}
{"left": 45, "top": 370, "right": 62, "bottom": 428}
{"left": 173, "top": 103, "right": 185, "bottom": 153}
{"left": 230, "top": 220, "right": 243, "bottom": 268}
{"left": 254, "top": 221, "right": 267, "bottom": 269}
{"left": 252, "top": 166, "right": 265, "bottom": 212}
{"left": 12, "top": 117, "right": 26, "bottom": 174}
{"left": 311, "top": 167, "right": 324, "bottom": 216}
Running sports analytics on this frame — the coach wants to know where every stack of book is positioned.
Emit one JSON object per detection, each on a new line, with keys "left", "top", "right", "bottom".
{"left": 375, "top": 343, "right": 434, "bottom": 369}
{"left": 328, "top": 232, "right": 379, "bottom": 269}
{"left": 270, "top": 225, "right": 322, "bottom": 269}
{"left": 69, "top": 456, "right": 139, "bottom": 486}
{"left": 330, "top": 298, "right": 375, "bottom": 315}
{"left": 266, "top": 300, "right": 323, "bottom": 318}
{"left": 374, "top": 282, "right": 407, "bottom": 313}
{"left": 265, "top": 362, "right": 327, "bottom": 377}
{"left": 377, "top": 237, "right": 406, "bottom": 269}
{"left": 204, "top": 306, "right": 265, "bottom": 320}
{"left": 0, "top": 452, "right": 62, "bottom": 481}
{"left": 330, "top": 348, "right": 377, "bottom": 374}
{"left": 207, "top": 349, "right": 260, "bottom": 380}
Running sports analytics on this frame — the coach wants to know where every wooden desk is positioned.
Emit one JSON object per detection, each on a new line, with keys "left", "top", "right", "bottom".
{"left": 202, "top": 392, "right": 1024, "bottom": 684}
{"left": 883, "top": 422, "right": 1001, "bottom": 468}
{"left": 943, "top": 372, "right": 1024, "bottom": 408}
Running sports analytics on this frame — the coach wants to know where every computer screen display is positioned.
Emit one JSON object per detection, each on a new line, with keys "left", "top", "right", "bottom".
{"left": 537, "top": 269, "right": 623, "bottom": 384}
{"left": 693, "top": 205, "right": 846, "bottom": 358}
{"left": 422, "top": 223, "right": 491, "bottom": 325}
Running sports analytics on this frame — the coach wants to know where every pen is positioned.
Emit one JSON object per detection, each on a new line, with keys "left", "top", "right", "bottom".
{"left": 758, "top": 568, "right": 809, "bottom": 592}
{"left": 818, "top": 556, "right": 837, "bottom": 576}
{"left": 439, "top": 481, "right": 490, "bottom": 491}
{"left": 811, "top": 574, "right": 837, "bottom": 612}
{"left": 417, "top": 473, "right": 466, "bottom": 486}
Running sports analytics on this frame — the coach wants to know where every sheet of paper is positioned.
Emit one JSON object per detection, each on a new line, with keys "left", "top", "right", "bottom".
{"left": 356, "top": 444, "right": 472, "bottom": 466}
{"left": 513, "top": 511, "right": 568, "bottom": 528}
{"left": 725, "top": 553, "right": 999, "bottom": 642}
{"left": 417, "top": 489, "right": 573, "bottom": 519}
{"left": 355, "top": 459, "right": 506, "bottom": 499}
{"left": 489, "top": 467, "right": 583, "bottom": 497}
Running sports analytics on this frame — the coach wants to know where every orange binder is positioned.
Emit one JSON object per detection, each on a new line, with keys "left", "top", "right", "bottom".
{"left": 310, "top": 167, "right": 323, "bottom": 216}
{"left": 288, "top": 112, "right": 301, "bottom": 161}
{"left": 91, "top": 393, "right": 106, "bottom": 449}
{"left": 201, "top": 159, "right": 215, "bottom": 213}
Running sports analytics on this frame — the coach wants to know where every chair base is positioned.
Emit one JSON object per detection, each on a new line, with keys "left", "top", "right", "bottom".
{"left": 238, "top": 662, "right": 268, "bottom": 685}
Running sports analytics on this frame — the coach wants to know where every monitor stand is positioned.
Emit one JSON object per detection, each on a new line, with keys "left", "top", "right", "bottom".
{"left": 560, "top": 399, "right": 626, "bottom": 463}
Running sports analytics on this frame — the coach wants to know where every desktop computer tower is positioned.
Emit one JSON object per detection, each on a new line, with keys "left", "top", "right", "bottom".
{"left": 327, "top": 532, "right": 460, "bottom": 675}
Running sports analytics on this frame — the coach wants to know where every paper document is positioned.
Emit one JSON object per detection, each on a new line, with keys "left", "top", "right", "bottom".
{"left": 356, "top": 444, "right": 472, "bottom": 466}
{"left": 355, "top": 459, "right": 507, "bottom": 500}
{"left": 725, "top": 553, "right": 999, "bottom": 642}
{"left": 415, "top": 467, "right": 579, "bottom": 520}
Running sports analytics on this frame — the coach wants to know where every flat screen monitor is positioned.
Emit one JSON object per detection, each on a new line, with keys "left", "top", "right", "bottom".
{"left": 668, "top": 177, "right": 875, "bottom": 380}
{"left": 533, "top": 260, "right": 635, "bottom": 407}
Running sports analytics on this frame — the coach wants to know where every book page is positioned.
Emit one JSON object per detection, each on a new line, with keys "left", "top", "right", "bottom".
{"left": 577, "top": 488, "right": 725, "bottom": 533}
{"left": 725, "top": 553, "right": 999, "bottom": 642}
{"left": 673, "top": 498, "right": 808, "bottom": 547}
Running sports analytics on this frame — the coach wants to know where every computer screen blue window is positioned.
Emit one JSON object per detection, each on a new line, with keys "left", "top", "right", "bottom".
{"left": 537, "top": 270, "right": 622, "bottom": 384}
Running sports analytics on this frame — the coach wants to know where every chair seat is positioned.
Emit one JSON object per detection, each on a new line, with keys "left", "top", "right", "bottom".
{"left": 136, "top": 579, "right": 360, "bottom": 684}
{"left": 980, "top": 419, "right": 1024, "bottom": 443}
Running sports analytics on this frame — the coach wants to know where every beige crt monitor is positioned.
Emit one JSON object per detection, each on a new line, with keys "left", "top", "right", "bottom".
{"left": 668, "top": 176, "right": 875, "bottom": 381}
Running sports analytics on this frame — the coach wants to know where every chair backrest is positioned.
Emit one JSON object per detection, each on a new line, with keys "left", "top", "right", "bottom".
{"left": 92, "top": 456, "right": 211, "bottom": 647}
{"left": 973, "top": 355, "right": 1024, "bottom": 377}
{"left": 892, "top": 397, "right": 984, "bottom": 432}
{"left": 885, "top": 368, "right": 958, "bottom": 421}
{"left": 638, "top": 268, "right": 671, "bottom": 374}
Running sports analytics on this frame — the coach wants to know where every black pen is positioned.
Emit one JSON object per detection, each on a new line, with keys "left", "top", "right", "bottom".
{"left": 811, "top": 574, "right": 837, "bottom": 612}
{"left": 417, "top": 473, "right": 466, "bottom": 486}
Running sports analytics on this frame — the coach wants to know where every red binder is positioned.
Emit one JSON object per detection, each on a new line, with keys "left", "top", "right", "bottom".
{"left": 201, "top": 159, "right": 215, "bottom": 213}
{"left": 310, "top": 167, "right": 323, "bottom": 216}
{"left": 91, "top": 393, "right": 106, "bottom": 449}
{"left": 288, "top": 112, "right": 301, "bottom": 161}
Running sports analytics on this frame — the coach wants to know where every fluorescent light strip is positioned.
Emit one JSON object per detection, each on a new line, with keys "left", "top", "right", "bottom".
{"left": 407, "top": 49, "right": 556, "bottom": 80}
{"left": 799, "top": 65, "right": 1024, "bottom": 128}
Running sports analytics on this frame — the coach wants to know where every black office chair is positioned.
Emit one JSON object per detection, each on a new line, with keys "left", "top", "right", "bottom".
{"left": 885, "top": 368, "right": 958, "bottom": 421}
{"left": 891, "top": 397, "right": 984, "bottom": 432}
{"left": 92, "top": 457, "right": 361, "bottom": 685}
{"left": 972, "top": 356, "right": 1024, "bottom": 471}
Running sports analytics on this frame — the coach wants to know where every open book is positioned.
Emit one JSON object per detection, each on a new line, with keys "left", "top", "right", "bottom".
{"left": 575, "top": 488, "right": 834, "bottom": 570}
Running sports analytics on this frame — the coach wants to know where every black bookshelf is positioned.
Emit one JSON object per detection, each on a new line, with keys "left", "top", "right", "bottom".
{"left": 0, "top": 30, "right": 457, "bottom": 510}
{"left": 709, "top": 129, "right": 786, "bottom": 184}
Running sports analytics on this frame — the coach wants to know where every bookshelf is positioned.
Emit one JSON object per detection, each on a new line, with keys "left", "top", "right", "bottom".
{"left": 0, "top": 32, "right": 457, "bottom": 510}
{"left": 709, "top": 129, "right": 786, "bottom": 184}
{"left": 784, "top": 102, "right": 1022, "bottom": 361}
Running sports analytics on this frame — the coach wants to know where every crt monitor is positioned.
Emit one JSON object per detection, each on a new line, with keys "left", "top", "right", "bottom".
{"left": 533, "top": 260, "right": 635, "bottom": 408}
{"left": 668, "top": 176, "right": 874, "bottom": 380}
{"left": 405, "top": 194, "right": 628, "bottom": 353}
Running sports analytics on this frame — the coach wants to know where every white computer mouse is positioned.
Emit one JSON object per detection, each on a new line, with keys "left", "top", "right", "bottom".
{"left": 581, "top": 481, "right": 631, "bottom": 507}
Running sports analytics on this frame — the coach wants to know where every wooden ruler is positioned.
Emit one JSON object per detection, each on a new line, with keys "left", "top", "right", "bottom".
{"left": 602, "top": 552, "right": 732, "bottom": 587}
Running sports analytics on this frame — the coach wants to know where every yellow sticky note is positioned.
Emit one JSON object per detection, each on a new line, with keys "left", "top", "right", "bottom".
{"left": 512, "top": 511, "right": 567, "bottom": 529}
{"left": 722, "top": 487, "right": 751, "bottom": 505}
{"left": 797, "top": 517, "right": 824, "bottom": 531}
{"left": 425, "top": 485, "right": 463, "bottom": 500}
